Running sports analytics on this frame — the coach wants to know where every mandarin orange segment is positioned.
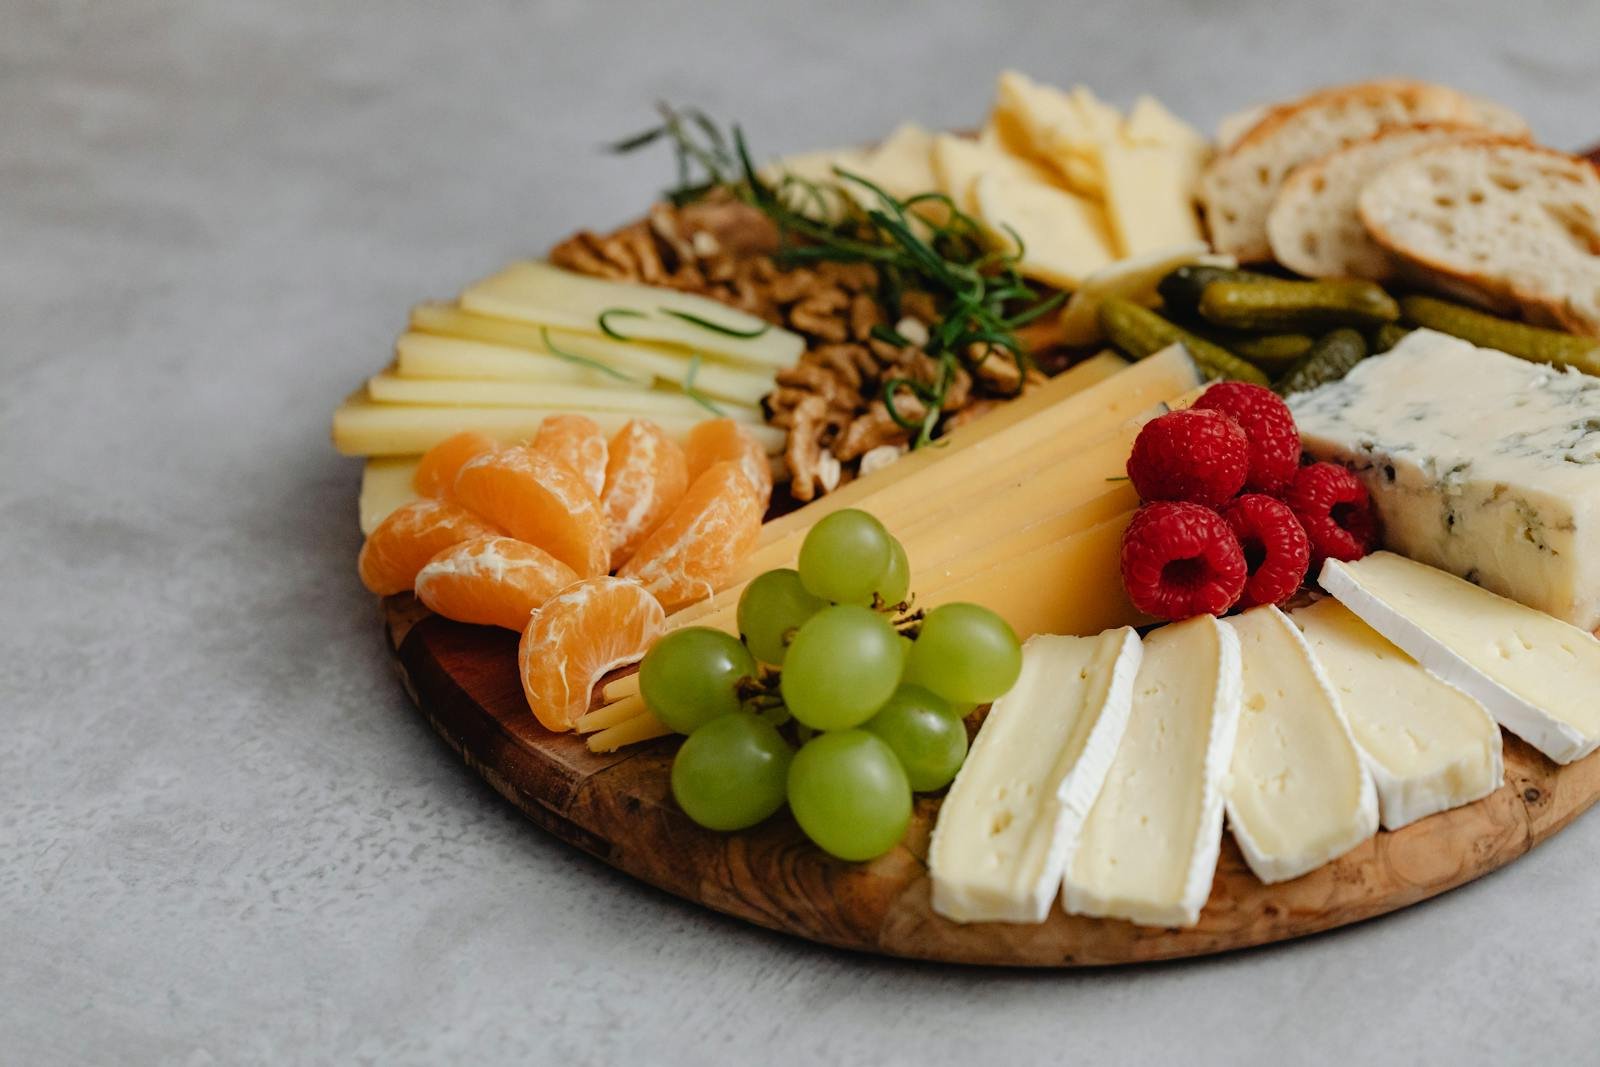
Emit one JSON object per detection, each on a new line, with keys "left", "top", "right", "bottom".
{"left": 601, "top": 418, "right": 690, "bottom": 572}
{"left": 531, "top": 414, "right": 609, "bottom": 497}
{"left": 414, "top": 535, "right": 580, "bottom": 631}
{"left": 357, "top": 499, "right": 502, "bottom": 596}
{"left": 617, "top": 460, "right": 763, "bottom": 612}
{"left": 518, "top": 576, "right": 667, "bottom": 731}
{"left": 684, "top": 418, "right": 773, "bottom": 508}
{"left": 453, "top": 447, "right": 610, "bottom": 578}
{"left": 413, "top": 431, "right": 498, "bottom": 499}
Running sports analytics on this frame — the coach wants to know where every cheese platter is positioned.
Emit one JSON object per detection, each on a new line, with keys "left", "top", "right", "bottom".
{"left": 338, "top": 74, "right": 1600, "bottom": 965}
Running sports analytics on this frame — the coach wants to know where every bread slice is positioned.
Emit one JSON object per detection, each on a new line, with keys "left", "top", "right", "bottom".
{"left": 1199, "top": 79, "right": 1529, "bottom": 262}
{"left": 1359, "top": 140, "right": 1600, "bottom": 336}
{"left": 1266, "top": 125, "right": 1493, "bottom": 280}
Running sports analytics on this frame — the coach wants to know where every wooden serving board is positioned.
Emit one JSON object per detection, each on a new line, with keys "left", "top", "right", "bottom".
{"left": 384, "top": 595, "right": 1600, "bottom": 967}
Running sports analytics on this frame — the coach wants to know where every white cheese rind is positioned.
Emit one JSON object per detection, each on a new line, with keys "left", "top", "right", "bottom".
{"left": 1062, "top": 616, "right": 1242, "bottom": 928}
{"left": 1289, "top": 329, "right": 1600, "bottom": 631}
{"left": 1292, "top": 598, "right": 1503, "bottom": 830}
{"left": 929, "top": 628, "right": 1142, "bottom": 924}
{"left": 1322, "top": 553, "right": 1600, "bottom": 764}
{"left": 1223, "top": 607, "right": 1378, "bottom": 883}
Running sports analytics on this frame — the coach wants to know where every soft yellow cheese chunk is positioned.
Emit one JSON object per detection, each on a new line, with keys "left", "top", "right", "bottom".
{"left": 460, "top": 261, "right": 803, "bottom": 369}
{"left": 973, "top": 172, "right": 1117, "bottom": 289}
{"left": 359, "top": 456, "right": 420, "bottom": 534}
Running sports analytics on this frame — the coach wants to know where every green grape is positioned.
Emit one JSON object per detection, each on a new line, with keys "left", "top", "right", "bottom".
{"left": 736, "top": 568, "right": 826, "bottom": 665}
{"left": 864, "top": 537, "right": 910, "bottom": 607}
{"left": 671, "top": 712, "right": 793, "bottom": 831}
{"left": 864, "top": 685, "right": 969, "bottom": 792}
{"left": 780, "top": 605, "right": 901, "bottom": 730}
{"left": 786, "top": 730, "right": 912, "bottom": 861}
{"left": 906, "top": 603, "right": 1023, "bottom": 704}
{"left": 797, "top": 509, "right": 893, "bottom": 604}
{"left": 640, "top": 627, "right": 757, "bottom": 735}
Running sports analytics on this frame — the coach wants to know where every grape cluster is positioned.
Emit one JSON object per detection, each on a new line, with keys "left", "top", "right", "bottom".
{"left": 640, "top": 509, "right": 1023, "bottom": 862}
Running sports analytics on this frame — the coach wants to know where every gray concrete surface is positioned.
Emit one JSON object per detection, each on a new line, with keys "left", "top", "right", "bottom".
{"left": 5, "top": 2, "right": 1599, "bottom": 1063}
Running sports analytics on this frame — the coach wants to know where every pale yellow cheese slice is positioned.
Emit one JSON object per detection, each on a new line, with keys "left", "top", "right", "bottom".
{"left": 973, "top": 172, "right": 1117, "bottom": 289}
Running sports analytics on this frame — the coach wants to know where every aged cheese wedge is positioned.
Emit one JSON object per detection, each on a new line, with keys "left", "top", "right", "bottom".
{"left": 1224, "top": 606, "right": 1378, "bottom": 883}
{"left": 973, "top": 172, "right": 1117, "bottom": 289}
{"left": 460, "top": 261, "right": 804, "bottom": 369}
{"left": 1064, "top": 616, "right": 1243, "bottom": 927}
{"left": 1291, "top": 330, "right": 1600, "bottom": 630}
{"left": 931, "top": 629, "right": 1143, "bottom": 924}
{"left": 359, "top": 456, "right": 421, "bottom": 534}
{"left": 1322, "top": 552, "right": 1600, "bottom": 764}
{"left": 1292, "top": 598, "right": 1503, "bottom": 830}
{"left": 1057, "top": 242, "right": 1221, "bottom": 346}
{"left": 408, "top": 305, "right": 776, "bottom": 406}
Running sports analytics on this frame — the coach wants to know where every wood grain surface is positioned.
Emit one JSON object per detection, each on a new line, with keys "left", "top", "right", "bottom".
{"left": 383, "top": 594, "right": 1600, "bottom": 967}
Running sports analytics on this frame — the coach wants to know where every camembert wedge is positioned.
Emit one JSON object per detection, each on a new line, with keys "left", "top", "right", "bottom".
{"left": 1224, "top": 607, "right": 1378, "bottom": 884}
{"left": 930, "top": 629, "right": 1142, "bottom": 924}
{"left": 1063, "top": 616, "right": 1242, "bottom": 928}
{"left": 1292, "top": 598, "right": 1503, "bottom": 830}
{"left": 1322, "top": 553, "right": 1600, "bottom": 765}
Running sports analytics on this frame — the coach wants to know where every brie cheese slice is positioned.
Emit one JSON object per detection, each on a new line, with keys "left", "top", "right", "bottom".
{"left": 1063, "top": 616, "right": 1242, "bottom": 928}
{"left": 1224, "top": 607, "right": 1378, "bottom": 883}
{"left": 1322, "top": 553, "right": 1600, "bottom": 764}
{"left": 1292, "top": 598, "right": 1503, "bottom": 830}
{"left": 929, "top": 628, "right": 1142, "bottom": 924}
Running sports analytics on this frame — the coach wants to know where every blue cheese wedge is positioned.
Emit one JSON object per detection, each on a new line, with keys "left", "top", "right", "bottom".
{"left": 1063, "top": 616, "right": 1242, "bottom": 928}
{"left": 1292, "top": 598, "right": 1503, "bottom": 830}
{"left": 1224, "top": 607, "right": 1378, "bottom": 883}
{"left": 929, "top": 628, "right": 1142, "bottom": 924}
{"left": 1289, "top": 329, "right": 1600, "bottom": 631}
{"left": 1323, "top": 553, "right": 1600, "bottom": 764}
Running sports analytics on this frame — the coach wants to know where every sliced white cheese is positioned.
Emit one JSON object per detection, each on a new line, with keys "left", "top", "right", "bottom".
{"left": 365, "top": 373, "right": 761, "bottom": 422}
{"left": 1292, "top": 598, "right": 1503, "bottom": 830}
{"left": 459, "top": 261, "right": 804, "bottom": 369}
{"left": 1224, "top": 606, "right": 1378, "bottom": 883}
{"left": 972, "top": 172, "right": 1117, "bottom": 290}
{"left": 1063, "top": 615, "right": 1242, "bottom": 928}
{"left": 929, "top": 628, "right": 1142, "bottom": 924}
{"left": 396, "top": 332, "right": 645, "bottom": 389}
{"left": 1322, "top": 552, "right": 1600, "bottom": 764}
{"left": 359, "top": 456, "right": 420, "bottom": 534}
{"left": 1057, "top": 242, "right": 1220, "bottom": 346}
{"left": 1290, "top": 330, "right": 1600, "bottom": 630}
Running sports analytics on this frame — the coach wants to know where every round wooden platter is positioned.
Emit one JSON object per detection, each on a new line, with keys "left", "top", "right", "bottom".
{"left": 383, "top": 593, "right": 1600, "bottom": 967}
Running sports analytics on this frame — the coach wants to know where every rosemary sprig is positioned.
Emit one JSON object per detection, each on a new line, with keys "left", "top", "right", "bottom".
{"left": 681, "top": 354, "right": 725, "bottom": 416}
{"left": 610, "top": 105, "right": 1062, "bottom": 449}
{"left": 658, "top": 308, "right": 770, "bottom": 339}
{"left": 596, "top": 307, "right": 647, "bottom": 340}
{"left": 540, "top": 327, "right": 636, "bottom": 382}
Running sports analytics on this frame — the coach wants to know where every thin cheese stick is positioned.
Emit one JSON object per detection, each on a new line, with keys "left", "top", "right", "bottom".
{"left": 587, "top": 710, "right": 672, "bottom": 752}
{"left": 575, "top": 692, "right": 647, "bottom": 734}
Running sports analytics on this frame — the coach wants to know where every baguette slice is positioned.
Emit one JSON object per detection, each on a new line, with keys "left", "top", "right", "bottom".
{"left": 1359, "top": 140, "right": 1600, "bottom": 336}
{"left": 1266, "top": 125, "right": 1492, "bottom": 280}
{"left": 1199, "top": 79, "right": 1528, "bottom": 262}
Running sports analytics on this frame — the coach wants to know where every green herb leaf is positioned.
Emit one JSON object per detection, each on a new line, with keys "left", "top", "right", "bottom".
{"left": 681, "top": 354, "right": 726, "bottom": 416}
{"left": 597, "top": 307, "right": 647, "bottom": 340}
{"left": 540, "top": 328, "right": 636, "bottom": 382}
{"left": 658, "top": 308, "right": 770, "bottom": 339}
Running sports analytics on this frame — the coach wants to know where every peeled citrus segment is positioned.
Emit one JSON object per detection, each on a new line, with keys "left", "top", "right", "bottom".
{"left": 618, "top": 461, "right": 763, "bottom": 612}
{"left": 518, "top": 576, "right": 667, "bottom": 731}
{"left": 684, "top": 418, "right": 773, "bottom": 507}
{"left": 601, "top": 418, "right": 690, "bottom": 572}
{"left": 357, "top": 499, "right": 501, "bottom": 596}
{"left": 531, "top": 414, "right": 608, "bottom": 497}
{"left": 415, "top": 535, "right": 580, "bottom": 630}
{"left": 413, "top": 431, "right": 498, "bottom": 499}
{"left": 454, "top": 447, "right": 610, "bottom": 578}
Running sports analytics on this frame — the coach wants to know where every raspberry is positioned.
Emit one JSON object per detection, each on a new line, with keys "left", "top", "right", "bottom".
{"left": 1126, "top": 409, "right": 1250, "bottom": 507}
{"left": 1284, "top": 462, "right": 1378, "bottom": 571}
{"left": 1120, "top": 502, "right": 1248, "bottom": 621}
{"left": 1221, "top": 494, "right": 1312, "bottom": 607}
{"left": 1193, "top": 382, "right": 1301, "bottom": 493}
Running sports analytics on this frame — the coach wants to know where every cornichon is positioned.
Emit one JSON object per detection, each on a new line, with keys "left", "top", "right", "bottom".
{"left": 1155, "top": 264, "right": 1279, "bottom": 317}
{"left": 1370, "top": 322, "right": 1413, "bottom": 354}
{"left": 1400, "top": 295, "right": 1600, "bottom": 377}
{"left": 1275, "top": 328, "right": 1368, "bottom": 396}
{"left": 1225, "top": 331, "right": 1316, "bottom": 367}
{"left": 1198, "top": 278, "right": 1401, "bottom": 332}
{"left": 1098, "top": 298, "right": 1270, "bottom": 385}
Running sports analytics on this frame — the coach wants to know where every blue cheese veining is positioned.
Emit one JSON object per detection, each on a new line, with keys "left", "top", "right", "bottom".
{"left": 1289, "top": 329, "right": 1600, "bottom": 631}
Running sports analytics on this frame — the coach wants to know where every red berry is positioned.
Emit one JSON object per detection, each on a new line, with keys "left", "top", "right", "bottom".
{"left": 1120, "top": 502, "right": 1248, "bottom": 621}
{"left": 1193, "top": 382, "right": 1301, "bottom": 493}
{"left": 1221, "top": 494, "right": 1312, "bottom": 607}
{"left": 1284, "top": 462, "right": 1378, "bottom": 572}
{"left": 1126, "top": 409, "right": 1250, "bottom": 507}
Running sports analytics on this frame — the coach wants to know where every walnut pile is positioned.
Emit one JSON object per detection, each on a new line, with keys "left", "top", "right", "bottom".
{"left": 550, "top": 194, "right": 1046, "bottom": 502}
